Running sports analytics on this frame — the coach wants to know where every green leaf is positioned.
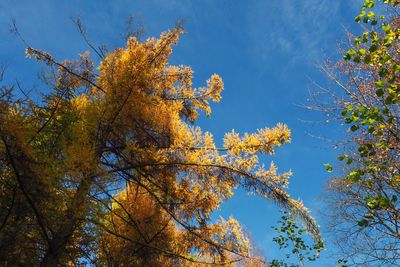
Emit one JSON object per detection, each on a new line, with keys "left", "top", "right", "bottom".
{"left": 347, "top": 49, "right": 356, "bottom": 55}
{"left": 379, "top": 68, "right": 388, "bottom": 77}
{"left": 376, "top": 88, "right": 384, "bottom": 97}
{"left": 348, "top": 171, "right": 361, "bottom": 182}
{"left": 358, "top": 219, "right": 369, "bottom": 227}
{"left": 369, "top": 44, "right": 378, "bottom": 52}
{"left": 324, "top": 163, "right": 333, "bottom": 172}
{"left": 367, "top": 11, "right": 375, "bottom": 18}
{"left": 366, "top": 1, "right": 375, "bottom": 8}
{"left": 385, "top": 96, "right": 393, "bottom": 104}
{"left": 345, "top": 117, "right": 353, "bottom": 124}
{"left": 368, "top": 126, "right": 375, "bottom": 133}
{"left": 351, "top": 125, "right": 360, "bottom": 131}
{"left": 382, "top": 23, "right": 391, "bottom": 32}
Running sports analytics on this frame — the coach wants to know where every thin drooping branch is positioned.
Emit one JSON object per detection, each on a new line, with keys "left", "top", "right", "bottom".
{"left": 72, "top": 17, "right": 106, "bottom": 60}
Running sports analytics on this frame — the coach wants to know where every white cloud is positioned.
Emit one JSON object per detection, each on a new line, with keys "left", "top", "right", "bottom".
{"left": 246, "top": 0, "right": 347, "bottom": 65}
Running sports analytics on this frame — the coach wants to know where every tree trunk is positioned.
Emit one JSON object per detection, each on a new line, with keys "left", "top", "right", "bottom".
{"left": 40, "top": 177, "right": 93, "bottom": 267}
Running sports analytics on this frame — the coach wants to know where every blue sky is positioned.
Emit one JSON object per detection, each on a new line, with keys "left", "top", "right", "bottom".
{"left": 0, "top": 0, "right": 365, "bottom": 265}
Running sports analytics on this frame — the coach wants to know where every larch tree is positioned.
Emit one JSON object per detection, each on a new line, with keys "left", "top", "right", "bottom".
{"left": 0, "top": 26, "right": 320, "bottom": 266}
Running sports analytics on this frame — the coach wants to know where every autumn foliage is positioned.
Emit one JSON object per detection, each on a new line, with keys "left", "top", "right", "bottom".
{"left": 0, "top": 28, "right": 319, "bottom": 266}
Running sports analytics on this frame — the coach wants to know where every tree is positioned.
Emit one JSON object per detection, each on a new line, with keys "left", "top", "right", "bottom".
{"left": 270, "top": 212, "right": 324, "bottom": 267}
{"left": 98, "top": 183, "right": 258, "bottom": 266}
{"left": 318, "top": 1, "right": 400, "bottom": 266}
{"left": 0, "top": 26, "right": 320, "bottom": 266}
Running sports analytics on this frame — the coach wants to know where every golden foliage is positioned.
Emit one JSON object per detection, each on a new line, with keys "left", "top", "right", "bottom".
{"left": 0, "top": 28, "right": 320, "bottom": 266}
